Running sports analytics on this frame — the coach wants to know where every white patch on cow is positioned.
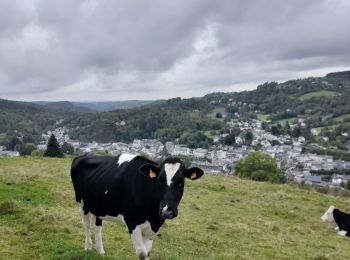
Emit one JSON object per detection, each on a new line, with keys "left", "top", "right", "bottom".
{"left": 321, "top": 205, "right": 335, "bottom": 222}
{"left": 98, "top": 214, "right": 125, "bottom": 224}
{"left": 162, "top": 205, "right": 168, "bottom": 212}
{"left": 335, "top": 226, "right": 340, "bottom": 231}
{"left": 94, "top": 225, "right": 105, "bottom": 254}
{"left": 104, "top": 190, "right": 108, "bottom": 195}
{"left": 131, "top": 221, "right": 157, "bottom": 259}
{"left": 338, "top": 230, "right": 347, "bottom": 236}
{"left": 164, "top": 163, "right": 180, "bottom": 186}
{"left": 117, "top": 154, "right": 137, "bottom": 167}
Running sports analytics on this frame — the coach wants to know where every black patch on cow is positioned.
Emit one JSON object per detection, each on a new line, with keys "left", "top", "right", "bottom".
{"left": 161, "top": 157, "right": 183, "bottom": 165}
{"left": 183, "top": 167, "right": 204, "bottom": 180}
{"left": 333, "top": 209, "right": 350, "bottom": 236}
{"left": 96, "top": 217, "right": 102, "bottom": 226}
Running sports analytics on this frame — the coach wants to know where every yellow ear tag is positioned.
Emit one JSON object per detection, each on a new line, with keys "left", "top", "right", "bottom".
{"left": 190, "top": 172, "right": 197, "bottom": 179}
{"left": 149, "top": 170, "right": 157, "bottom": 178}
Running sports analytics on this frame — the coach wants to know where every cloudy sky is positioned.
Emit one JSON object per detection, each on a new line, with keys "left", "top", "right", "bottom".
{"left": 0, "top": 0, "right": 350, "bottom": 101}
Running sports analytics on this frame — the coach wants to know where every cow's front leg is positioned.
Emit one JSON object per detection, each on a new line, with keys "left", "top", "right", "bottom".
{"left": 93, "top": 216, "right": 105, "bottom": 254}
{"left": 143, "top": 238, "right": 153, "bottom": 259}
{"left": 131, "top": 225, "right": 148, "bottom": 260}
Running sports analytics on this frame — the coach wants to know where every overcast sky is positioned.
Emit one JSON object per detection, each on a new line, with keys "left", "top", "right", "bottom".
{"left": 0, "top": 0, "right": 350, "bottom": 101}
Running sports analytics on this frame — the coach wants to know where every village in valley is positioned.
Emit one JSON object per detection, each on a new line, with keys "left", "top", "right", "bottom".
{"left": 2, "top": 115, "right": 349, "bottom": 189}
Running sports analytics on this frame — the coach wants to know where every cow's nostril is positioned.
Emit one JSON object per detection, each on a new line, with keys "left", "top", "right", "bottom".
{"left": 161, "top": 210, "right": 174, "bottom": 219}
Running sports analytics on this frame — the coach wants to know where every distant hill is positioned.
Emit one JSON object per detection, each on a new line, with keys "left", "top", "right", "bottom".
{"left": 326, "top": 70, "right": 350, "bottom": 81}
{"left": 34, "top": 101, "right": 94, "bottom": 113}
{"left": 67, "top": 75, "right": 350, "bottom": 146}
{"left": 35, "top": 100, "right": 157, "bottom": 112}
{"left": 72, "top": 100, "right": 158, "bottom": 112}
{"left": 0, "top": 99, "right": 80, "bottom": 144}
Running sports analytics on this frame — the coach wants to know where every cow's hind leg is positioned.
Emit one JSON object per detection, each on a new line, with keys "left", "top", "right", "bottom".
{"left": 131, "top": 225, "right": 148, "bottom": 260}
{"left": 93, "top": 216, "right": 105, "bottom": 254}
{"left": 79, "top": 203, "right": 92, "bottom": 250}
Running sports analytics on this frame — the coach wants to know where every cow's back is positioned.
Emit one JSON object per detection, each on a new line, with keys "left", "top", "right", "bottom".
{"left": 71, "top": 154, "right": 125, "bottom": 215}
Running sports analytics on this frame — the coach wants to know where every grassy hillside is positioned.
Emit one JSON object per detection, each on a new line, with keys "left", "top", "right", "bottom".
{"left": 297, "top": 91, "right": 338, "bottom": 101}
{"left": 1, "top": 157, "right": 350, "bottom": 259}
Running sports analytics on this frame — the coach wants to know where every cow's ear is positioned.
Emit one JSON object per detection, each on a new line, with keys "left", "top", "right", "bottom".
{"left": 139, "top": 164, "right": 160, "bottom": 179}
{"left": 183, "top": 167, "right": 204, "bottom": 180}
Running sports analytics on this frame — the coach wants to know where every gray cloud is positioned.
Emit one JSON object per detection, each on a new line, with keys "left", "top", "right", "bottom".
{"left": 0, "top": 0, "right": 349, "bottom": 101}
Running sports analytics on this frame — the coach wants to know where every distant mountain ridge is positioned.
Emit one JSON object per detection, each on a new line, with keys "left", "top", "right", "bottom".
{"left": 35, "top": 100, "right": 157, "bottom": 112}
{"left": 34, "top": 101, "right": 94, "bottom": 113}
{"left": 326, "top": 70, "right": 350, "bottom": 81}
{"left": 72, "top": 100, "right": 157, "bottom": 112}
{"left": 0, "top": 99, "right": 77, "bottom": 140}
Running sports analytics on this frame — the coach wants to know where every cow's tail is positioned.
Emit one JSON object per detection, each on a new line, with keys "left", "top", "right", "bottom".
{"left": 70, "top": 154, "right": 88, "bottom": 203}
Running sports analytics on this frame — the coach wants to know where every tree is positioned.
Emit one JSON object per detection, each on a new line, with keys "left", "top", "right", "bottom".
{"left": 244, "top": 131, "right": 253, "bottom": 145}
{"left": 346, "top": 180, "right": 350, "bottom": 190}
{"left": 216, "top": 112, "right": 223, "bottom": 119}
{"left": 44, "top": 134, "right": 64, "bottom": 158}
{"left": 15, "top": 143, "right": 36, "bottom": 156}
{"left": 271, "top": 126, "right": 280, "bottom": 136}
{"left": 62, "top": 142, "right": 75, "bottom": 154}
{"left": 5, "top": 137, "right": 22, "bottom": 151}
{"left": 292, "top": 126, "right": 301, "bottom": 138}
{"left": 223, "top": 133, "right": 235, "bottom": 146}
{"left": 235, "top": 151, "right": 280, "bottom": 183}
{"left": 23, "top": 134, "right": 35, "bottom": 144}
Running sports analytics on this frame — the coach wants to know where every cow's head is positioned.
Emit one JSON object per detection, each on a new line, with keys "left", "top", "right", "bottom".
{"left": 140, "top": 157, "right": 203, "bottom": 219}
{"left": 321, "top": 205, "right": 335, "bottom": 222}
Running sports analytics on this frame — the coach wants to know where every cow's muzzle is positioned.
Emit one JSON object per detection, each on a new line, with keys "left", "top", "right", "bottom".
{"left": 160, "top": 205, "right": 177, "bottom": 219}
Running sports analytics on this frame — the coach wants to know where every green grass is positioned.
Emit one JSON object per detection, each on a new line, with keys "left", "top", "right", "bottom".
{"left": 257, "top": 114, "right": 269, "bottom": 122}
{"left": 298, "top": 91, "right": 338, "bottom": 101}
{"left": 273, "top": 117, "right": 297, "bottom": 126}
{"left": 332, "top": 114, "right": 350, "bottom": 123}
{"left": 1, "top": 157, "right": 350, "bottom": 259}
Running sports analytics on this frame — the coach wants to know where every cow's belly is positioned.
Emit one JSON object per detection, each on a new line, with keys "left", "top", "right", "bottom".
{"left": 98, "top": 214, "right": 125, "bottom": 224}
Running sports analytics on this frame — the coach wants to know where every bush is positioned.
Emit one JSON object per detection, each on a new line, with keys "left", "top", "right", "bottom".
{"left": 62, "top": 142, "right": 74, "bottom": 155}
{"left": 235, "top": 151, "right": 280, "bottom": 183}
{"left": 31, "top": 149, "right": 45, "bottom": 157}
{"left": 15, "top": 143, "right": 36, "bottom": 156}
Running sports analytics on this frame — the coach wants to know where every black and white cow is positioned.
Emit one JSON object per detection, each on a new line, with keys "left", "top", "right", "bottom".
{"left": 321, "top": 205, "right": 350, "bottom": 237}
{"left": 71, "top": 153, "right": 204, "bottom": 259}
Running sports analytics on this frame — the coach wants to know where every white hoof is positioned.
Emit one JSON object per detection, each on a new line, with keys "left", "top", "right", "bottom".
{"left": 96, "top": 248, "right": 105, "bottom": 255}
{"left": 85, "top": 238, "right": 93, "bottom": 250}
{"left": 337, "top": 230, "right": 347, "bottom": 236}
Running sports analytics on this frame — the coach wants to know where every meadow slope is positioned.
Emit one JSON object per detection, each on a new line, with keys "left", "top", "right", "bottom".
{"left": 1, "top": 157, "right": 350, "bottom": 259}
